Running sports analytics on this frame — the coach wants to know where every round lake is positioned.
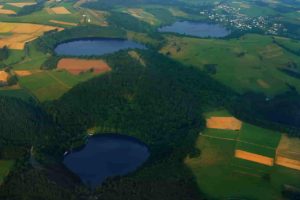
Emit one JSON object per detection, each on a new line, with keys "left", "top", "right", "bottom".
{"left": 63, "top": 134, "right": 150, "bottom": 188}
{"left": 159, "top": 21, "right": 231, "bottom": 38}
{"left": 55, "top": 38, "right": 146, "bottom": 56}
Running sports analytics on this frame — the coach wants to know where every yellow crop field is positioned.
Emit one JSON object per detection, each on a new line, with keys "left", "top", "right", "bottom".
{"left": 0, "top": 22, "right": 63, "bottom": 50}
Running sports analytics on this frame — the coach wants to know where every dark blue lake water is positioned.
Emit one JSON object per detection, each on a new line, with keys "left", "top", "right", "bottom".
{"left": 159, "top": 21, "right": 231, "bottom": 38}
{"left": 55, "top": 38, "right": 146, "bottom": 56}
{"left": 63, "top": 134, "right": 149, "bottom": 188}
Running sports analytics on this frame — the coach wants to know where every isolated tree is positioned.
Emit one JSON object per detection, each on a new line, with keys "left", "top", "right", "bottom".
{"left": 0, "top": 46, "right": 9, "bottom": 61}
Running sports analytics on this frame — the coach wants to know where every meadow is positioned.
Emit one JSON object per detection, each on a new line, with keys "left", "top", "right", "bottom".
{"left": 18, "top": 70, "right": 95, "bottom": 102}
{"left": 161, "top": 34, "right": 300, "bottom": 96}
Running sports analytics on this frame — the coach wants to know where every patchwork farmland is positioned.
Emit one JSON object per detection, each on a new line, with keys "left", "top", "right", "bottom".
{"left": 185, "top": 110, "right": 300, "bottom": 199}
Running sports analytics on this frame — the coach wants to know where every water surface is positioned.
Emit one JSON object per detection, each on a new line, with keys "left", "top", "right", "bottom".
{"left": 63, "top": 134, "right": 150, "bottom": 188}
{"left": 159, "top": 21, "right": 231, "bottom": 38}
{"left": 55, "top": 38, "right": 146, "bottom": 56}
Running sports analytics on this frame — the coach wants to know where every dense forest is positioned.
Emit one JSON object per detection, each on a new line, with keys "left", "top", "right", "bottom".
{"left": 0, "top": 97, "right": 58, "bottom": 159}
{"left": 4, "top": 50, "right": 233, "bottom": 199}
{"left": 44, "top": 50, "right": 233, "bottom": 155}
{"left": 229, "top": 91, "right": 300, "bottom": 137}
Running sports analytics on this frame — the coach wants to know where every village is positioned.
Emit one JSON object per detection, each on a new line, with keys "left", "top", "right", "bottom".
{"left": 200, "top": 2, "right": 285, "bottom": 35}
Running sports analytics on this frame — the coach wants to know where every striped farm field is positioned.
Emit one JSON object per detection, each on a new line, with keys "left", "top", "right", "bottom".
{"left": 235, "top": 150, "right": 274, "bottom": 166}
{"left": 276, "top": 156, "right": 300, "bottom": 171}
{"left": 275, "top": 134, "right": 300, "bottom": 171}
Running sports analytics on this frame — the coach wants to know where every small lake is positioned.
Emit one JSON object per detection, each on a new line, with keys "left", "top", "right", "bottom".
{"left": 63, "top": 134, "right": 150, "bottom": 188}
{"left": 55, "top": 38, "right": 146, "bottom": 56}
{"left": 159, "top": 21, "right": 231, "bottom": 38}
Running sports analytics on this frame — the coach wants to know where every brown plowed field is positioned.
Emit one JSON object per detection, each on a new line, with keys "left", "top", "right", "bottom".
{"left": 57, "top": 58, "right": 111, "bottom": 75}
{"left": 206, "top": 117, "right": 242, "bottom": 130}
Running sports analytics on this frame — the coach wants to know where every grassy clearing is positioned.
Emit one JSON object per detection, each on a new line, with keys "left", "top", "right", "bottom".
{"left": 0, "top": 160, "right": 14, "bottom": 184}
{"left": 161, "top": 34, "right": 300, "bottom": 96}
{"left": 119, "top": 8, "right": 160, "bottom": 26}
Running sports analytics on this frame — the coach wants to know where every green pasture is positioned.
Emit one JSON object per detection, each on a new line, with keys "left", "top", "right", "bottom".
{"left": 161, "top": 34, "right": 300, "bottom": 96}
{"left": 18, "top": 70, "right": 95, "bottom": 102}
{"left": 238, "top": 123, "right": 281, "bottom": 148}
{"left": 12, "top": 43, "right": 48, "bottom": 70}
{"left": 274, "top": 36, "right": 300, "bottom": 53}
{"left": 3, "top": 50, "right": 24, "bottom": 66}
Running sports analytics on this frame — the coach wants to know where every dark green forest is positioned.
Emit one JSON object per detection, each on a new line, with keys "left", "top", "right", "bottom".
{"left": 0, "top": 50, "right": 235, "bottom": 199}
